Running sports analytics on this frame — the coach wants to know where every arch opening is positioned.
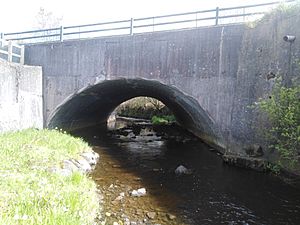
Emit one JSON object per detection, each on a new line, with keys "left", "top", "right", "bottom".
{"left": 107, "top": 97, "right": 175, "bottom": 128}
{"left": 47, "top": 78, "right": 223, "bottom": 150}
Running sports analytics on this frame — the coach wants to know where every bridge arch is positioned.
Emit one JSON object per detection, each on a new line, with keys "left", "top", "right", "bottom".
{"left": 48, "top": 78, "right": 224, "bottom": 150}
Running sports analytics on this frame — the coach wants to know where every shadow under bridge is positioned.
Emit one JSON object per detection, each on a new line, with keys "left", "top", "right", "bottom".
{"left": 47, "top": 78, "right": 224, "bottom": 149}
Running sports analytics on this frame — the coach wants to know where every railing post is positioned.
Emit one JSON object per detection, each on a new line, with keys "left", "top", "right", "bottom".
{"left": 0, "top": 34, "right": 3, "bottom": 48}
{"left": 20, "top": 45, "right": 25, "bottom": 65}
{"left": 215, "top": 7, "right": 219, "bottom": 25}
{"left": 8, "top": 41, "right": 13, "bottom": 62}
{"left": 130, "top": 18, "right": 134, "bottom": 35}
{"left": 152, "top": 17, "right": 155, "bottom": 32}
{"left": 59, "top": 26, "right": 64, "bottom": 42}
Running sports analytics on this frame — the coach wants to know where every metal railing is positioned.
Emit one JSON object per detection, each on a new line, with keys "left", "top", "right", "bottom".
{"left": 0, "top": 39, "right": 24, "bottom": 64}
{"left": 0, "top": 0, "right": 295, "bottom": 44}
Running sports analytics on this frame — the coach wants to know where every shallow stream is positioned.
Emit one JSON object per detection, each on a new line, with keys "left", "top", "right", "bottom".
{"left": 74, "top": 122, "right": 300, "bottom": 225}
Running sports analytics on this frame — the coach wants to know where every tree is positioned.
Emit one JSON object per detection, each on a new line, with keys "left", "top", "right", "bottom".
{"left": 31, "top": 7, "right": 63, "bottom": 42}
{"left": 35, "top": 7, "right": 62, "bottom": 29}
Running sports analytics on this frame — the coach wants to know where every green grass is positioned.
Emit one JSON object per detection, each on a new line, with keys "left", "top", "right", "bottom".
{"left": 0, "top": 129, "right": 99, "bottom": 225}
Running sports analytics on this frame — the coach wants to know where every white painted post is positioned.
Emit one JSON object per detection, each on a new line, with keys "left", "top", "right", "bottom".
{"left": 130, "top": 18, "right": 134, "bottom": 35}
{"left": 59, "top": 26, "right": 64, "bottom": 42}
{"left": 8, "top": 41, "right": 13, "bottom": 62}
{"left": 152, "top": 17, "right": 155, "bottom": 32}
{"left": 215, "top": 7, "right": 219, "bottom": 25}
{"left": 0, "top": 33, "right": 4, "bottom": 48}
{"left": 20, "top": 45, "right": 25, "bottom": 64}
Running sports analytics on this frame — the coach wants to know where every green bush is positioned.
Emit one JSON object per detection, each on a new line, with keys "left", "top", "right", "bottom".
{"left": 151, "top": 115, "right": 176, "bottom": 125}
{"left": 247, "top": 1, "right": 300, "bottom": 28}
{"left": 257, "top": 79, "right": 300, "bottom": 169}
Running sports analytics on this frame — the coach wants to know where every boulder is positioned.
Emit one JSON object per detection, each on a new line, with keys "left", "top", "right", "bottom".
{"left": 70, "top": 159, "right": 92, "bottom": 172}
{"left": 146, "top": 212, "right": 156, "bottom": 220}
{"left": 223, "top": 154, "right": 267, "bottom": 171}
{"left": 174, "top": 165, "right": 192, "bottom": 175}
{"left": 244, "top": 144, "right": 264, "bottom": 157}
{"left": 54, "top": 150, "right": 99, "bottom": 176}
{"left": 167, "top": 214, "right": 176, "bottom": 220}
{"left": 81, "top": 151, "right": 99, "bottom": 165}
{"left": 131, "top": 188, "right": 146, "bottom": 197}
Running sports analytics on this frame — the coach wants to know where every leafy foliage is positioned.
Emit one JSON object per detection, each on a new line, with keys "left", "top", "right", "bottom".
{"left": 35, "top": 7, "right": 62, "bottom": 29}
{"left": 151, "top": 115, "right": 176, "bottom": 125}
{"left": 247, "top": 1, "right": 300, "bottom": 28}
{"left": 257, "top": 79, "right": 300, "bottom": 169}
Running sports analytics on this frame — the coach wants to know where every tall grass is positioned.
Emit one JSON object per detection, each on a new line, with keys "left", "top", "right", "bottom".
{"left": 0, "top": 129, "right": 99, "bottom": 225}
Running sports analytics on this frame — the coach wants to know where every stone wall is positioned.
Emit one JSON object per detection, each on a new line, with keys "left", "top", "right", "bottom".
{"left": 0, "top": 59, "right": 43, "bottom": 132}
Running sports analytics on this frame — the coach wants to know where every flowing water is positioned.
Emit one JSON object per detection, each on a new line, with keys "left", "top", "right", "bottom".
{"left": 74, "top": 121, "right": 300, "bottom": 225}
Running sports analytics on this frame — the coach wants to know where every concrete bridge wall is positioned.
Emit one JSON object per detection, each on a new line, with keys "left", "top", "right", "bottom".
{"left": 24, "top": 9, "right": 300, "bottom": 153}
{"left": 0, "top": 59, "right": 43, "bottom": 132}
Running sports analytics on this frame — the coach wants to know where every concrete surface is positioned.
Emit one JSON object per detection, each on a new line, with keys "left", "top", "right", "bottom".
{"left": 24, "top": 8, "right": 300, "bottom": 153}
{"left": 48, "top": 78, "right": 224, "bottom": 150}
{"left": 0, "top": 59, "right": 43, "bottom": 132}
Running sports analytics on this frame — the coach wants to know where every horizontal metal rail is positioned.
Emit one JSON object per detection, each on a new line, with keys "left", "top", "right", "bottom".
{"left": 64, "top": 19, "right": 131, "bottom": 29}
{"left": 7, "top": 33, "right": 60, "bottom": 41}
{"left": 1, "top": 0, "right": 295, "bottom": 44}
{"left": 220, "top": 0, "right": 295, "bottom": 11}
{"left": 64, "top": 26, "right": 130, "bottom": 36}
{"left": 5, "top": 27, "right": 60, "bottom": 36}
{"left": 134, "top": 9, "right": 216, "bottom": 21}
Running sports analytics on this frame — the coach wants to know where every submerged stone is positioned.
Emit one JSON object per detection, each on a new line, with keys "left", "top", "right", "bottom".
{"left": 146, "top": 212, "right": 157, "bottom": 219}
{"left": 174, "top": 165, "right": 192, "bottom": 175}
{"left": 131, "top": 188, "right": 146, "bottom": 197}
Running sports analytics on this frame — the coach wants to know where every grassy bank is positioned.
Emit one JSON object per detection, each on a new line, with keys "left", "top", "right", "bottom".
{"left": 0, "top": 129, "right": 99, "bottom": 225}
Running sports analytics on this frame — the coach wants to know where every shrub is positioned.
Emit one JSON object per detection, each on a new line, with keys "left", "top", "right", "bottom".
{"left": 151, "top": 115, "right": 176, "bottom": 125}
{"left": 257, "top": 79, "right": 300, "bottom": 169}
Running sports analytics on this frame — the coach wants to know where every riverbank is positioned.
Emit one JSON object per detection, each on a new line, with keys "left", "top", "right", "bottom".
{"left": 0, "top": 129, "right": 100, "bottom": 225}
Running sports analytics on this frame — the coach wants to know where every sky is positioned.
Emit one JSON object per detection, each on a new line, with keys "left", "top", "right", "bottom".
{"left": 0, "top": 0, "right": 284, "bottom": 33}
